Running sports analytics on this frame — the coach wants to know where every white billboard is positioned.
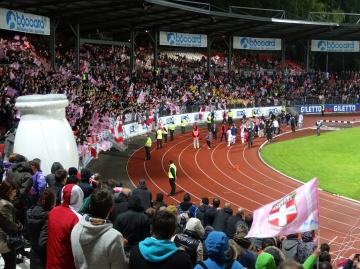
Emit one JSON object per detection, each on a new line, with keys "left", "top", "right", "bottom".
{"left": 233, "top": 36, "right": 281, "bottom": 50}
{"left": 0, "top": 8, "right": 50, "bottom": 35}
{"left": 311, "top": 40, "right": 359, "bottom": 52}
{"left": 159, "top": 31, "right": 207, "bottom": 47}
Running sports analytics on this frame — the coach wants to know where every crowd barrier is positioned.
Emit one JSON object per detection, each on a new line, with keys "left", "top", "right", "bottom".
{"left": 122, "top": 106, "right": 282, "bottom": 138}
{"left": 295, "top": 104, "right": 360, "bottom": 114}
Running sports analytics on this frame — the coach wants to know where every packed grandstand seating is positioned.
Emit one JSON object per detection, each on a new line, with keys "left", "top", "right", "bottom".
{"left": 0, "top": 34, "right": 358, "bottom": 139}
{"left": 0, "top": 32, "right": 359, "bottom": 269}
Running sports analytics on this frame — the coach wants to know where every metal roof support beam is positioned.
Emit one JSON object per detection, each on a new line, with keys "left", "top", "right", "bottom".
{"left": 207, "top": 35, "right": 211, "bottom": 73}
{"left": 306, "top": 39, "right": 310, "bottom": 72}
{"left": 130, "top": 27, "right": 134, "bottom": 72}
{"left": 154, "top": 29, "right": 158, "bottom": 71}
{"left": 228, "top": 36, "right": 232, "bottom": 71}
{"left": 50, "top": 14, "right": 56, "bottom": 68}
{"left": 75, "top": 22, "right": 80, "bottom": 70}
{"left": 281, "top": 38, "right": 285, "bottom": 75}
{"left": 79, "top": 39, "right": 130, "bottom": 47}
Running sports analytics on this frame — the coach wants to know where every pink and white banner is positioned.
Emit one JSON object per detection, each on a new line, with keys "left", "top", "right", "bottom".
{"left": 247, "top": 177, "right": 319, "bottom": 238}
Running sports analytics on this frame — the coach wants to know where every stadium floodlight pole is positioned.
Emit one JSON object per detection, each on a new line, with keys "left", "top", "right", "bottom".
{"left": 326, "top": 52, "right": 329, "bottom": 72}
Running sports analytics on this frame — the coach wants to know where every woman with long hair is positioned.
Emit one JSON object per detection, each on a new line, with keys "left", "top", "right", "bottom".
{"left": 26, "top": 189, "right": 56, "bottom": 269}
{"left": 0, "top": 179, "right": 23, "bottom": 269}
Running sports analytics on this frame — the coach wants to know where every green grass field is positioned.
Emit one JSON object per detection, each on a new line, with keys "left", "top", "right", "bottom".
{"left": 260, "top": 128, "right": 360, "bottom": 200}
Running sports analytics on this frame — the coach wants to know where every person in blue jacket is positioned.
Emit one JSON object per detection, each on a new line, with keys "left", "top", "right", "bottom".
{"left": 195, "top": 231, "right": 244, "bottom": 269}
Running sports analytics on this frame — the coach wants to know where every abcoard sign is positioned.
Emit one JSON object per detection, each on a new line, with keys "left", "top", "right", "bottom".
{"left": 159, "top": 31, "right": 207, "bottom": 47}
{"left": 0, "top": 8, "right": 50, "bottom": 35}
{"left": 311, "top": 40, "right": 359, "bottom": 52}
{"left": 233, "top": 36, "right": 281, "bottom": 50}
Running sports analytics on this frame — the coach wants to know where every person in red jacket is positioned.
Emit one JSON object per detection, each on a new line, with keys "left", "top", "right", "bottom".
{"left": 47, "top": 184, "right": 84, "bottom": 269}
{"left": 192, "top": 125, "right": 200, "bottom": 149}
{"left": 222, "top": 110, "right": 227, "bottom": 124}
{"left": 220, "top": 123, "right": 227, "bottom": 142}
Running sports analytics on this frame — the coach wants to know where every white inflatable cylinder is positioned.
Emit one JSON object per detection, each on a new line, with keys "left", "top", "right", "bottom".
{"left": 14, "top": 94, "right": 78, "bottom": 176}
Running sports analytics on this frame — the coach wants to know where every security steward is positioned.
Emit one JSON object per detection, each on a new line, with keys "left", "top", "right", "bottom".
{"left": 163, "top": 123, "right": 168, "bottom": 143}
{"left": 181, "top": 118, "right": 187, "bottom": 134}
{"left": 282, "top": 105, "right": 286, "bottom": 113}
{"left": 168, "top": 160, "right": 177, "bottom": 196}
{"left": 252, "top": 110, "right": 256, "bottom": 118}
{"left": 206, "top": 114, "right": 212, "bottom": 130}
{"left": 321, "top": 104, "right": 325, "bottom": 116}
{"left": 144, "top": 135, "right": 152, "bottom": 161}
{"left": 169, "top": 122, "right": 175, "bottom": 141}
{"left": 228, "top": 110, "right": 233, "bottom": 125}
{"left": 156, "top": 127, "right": 163, "bottom": 149}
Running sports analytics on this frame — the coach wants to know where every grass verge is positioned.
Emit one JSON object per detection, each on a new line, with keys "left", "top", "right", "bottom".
{"left": 260, "top": 128, "right": 360, "bottom": 200}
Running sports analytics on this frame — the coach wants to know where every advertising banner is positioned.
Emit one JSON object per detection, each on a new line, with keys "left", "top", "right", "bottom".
{"left": 0, "top": 8, "right": 50, "bottom": 35}
{"left": 159, "top": 31, "right": 207, "bottom": 47}
{"left": 311, "top": 40, "right": 359, "bottom": 52}
{"left": 233, "top": 36, "right": 281, "bottom": 50}
{"left": 295, "top": 104, "right": 359, "bottom": 114}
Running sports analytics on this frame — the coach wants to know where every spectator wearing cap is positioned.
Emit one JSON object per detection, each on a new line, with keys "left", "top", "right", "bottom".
{"left": 68, "top": 167, "right": 80, "bottom": 180}
{"left": 79, "top": 168, "right": 94, "bottom": 199}
{"left": 132, "top": 179, "right": 152, "bottom": 210}
{"left": 114, "top": 194, "right": 150, "bottom": 254}
{"left": 45, "top": 162, "right": 64, "bottom": 188}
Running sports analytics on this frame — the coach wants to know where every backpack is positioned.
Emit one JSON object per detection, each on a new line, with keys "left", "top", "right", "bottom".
{"left": 197, "top": 260, "right": 235, "bottom": 269}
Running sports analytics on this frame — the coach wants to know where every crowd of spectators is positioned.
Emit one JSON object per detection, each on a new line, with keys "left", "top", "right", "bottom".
{"left": 0, "top": 33, "right": 359, "bottom": 148}
{"left": 0, "top": 153, "right": 343, "bottom": 269}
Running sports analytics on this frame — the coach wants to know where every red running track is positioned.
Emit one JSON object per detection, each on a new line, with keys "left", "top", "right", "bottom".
{"left": 127, "top": 114, "right": 360, "bottom": 265}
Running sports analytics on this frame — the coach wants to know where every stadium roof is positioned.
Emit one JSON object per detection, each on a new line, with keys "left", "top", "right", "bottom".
{"left": 1, "top": 0, "right": 360, "bottom": 41}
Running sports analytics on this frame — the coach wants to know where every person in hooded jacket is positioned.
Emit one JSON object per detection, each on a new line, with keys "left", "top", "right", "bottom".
{"left": 173, "top": 218, "right": 205, "bottom": 267}
{"left": 296, "top": 231, "right": 318, "bottom": 264}
{"left": 129, "top": 210, "right": 192, "bottom": 269}
{"left": 201, "top": 226, "right": 214, "bottom": 261}
{"left": 132, "top": 179, "right": 152, "bottom": 210}
{"left": 47, "top": 184, "right": 84, "bottom": 269}
{"left": 281, "top": 233, "right": 300, "bottom": 261}
{"left": 255, "top": 252, "right": 277, "bottom": 269}
{"left": 114, "top": 194, "right": 150, "bottom": 254}
{"left": 262, "top": 239, "right": 286, "bottom": 267}
{"left": 230, "top": 224, "right": 258, "bottom": 269}
{"left": 79, "top": 168, "right": 94, "bottom": 199}
{"left": 176, "top": 193, "right": 198, "bottom": 229}
{"left": 26, "top": 189, "right": 56, "bottom": 269}
{"left": 45, "top": 162, "right": 64, "bottom": 188}
{"left": 7, "top": 155, "right": 33, "bottom": 223}
{"left": 71, "top": 188, "right": 128, "bottom": 269}
{"left": 195, "top": 231, "right": 243, "bottom": 269}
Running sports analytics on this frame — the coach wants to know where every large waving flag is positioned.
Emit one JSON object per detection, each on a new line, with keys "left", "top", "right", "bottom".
{"left": 247, "top": 177, "right": 319, "bottom": 238}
